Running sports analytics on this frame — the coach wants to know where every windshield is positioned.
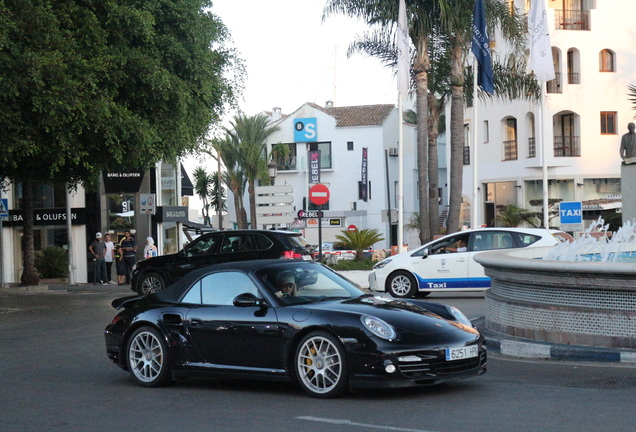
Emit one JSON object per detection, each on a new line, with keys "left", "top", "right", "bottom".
{"left": 255, "top": 263, "right": 363, "bottom": 305}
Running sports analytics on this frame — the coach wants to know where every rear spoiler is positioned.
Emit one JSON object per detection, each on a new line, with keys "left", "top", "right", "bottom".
{"left": 111, "top": 295, "right": 143, "bottom": 310}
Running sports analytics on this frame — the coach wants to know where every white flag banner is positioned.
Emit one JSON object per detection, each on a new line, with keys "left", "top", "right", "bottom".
{"left": 397, "top": 0, "right": 409, "bottom": 98}
{"left": 527, "top": 0, "right": 555, "bottom": 83}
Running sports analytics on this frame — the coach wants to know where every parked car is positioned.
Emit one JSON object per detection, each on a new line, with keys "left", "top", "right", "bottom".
{"left": 131, "top": 230, "right": 313, "bottom": 295}
{"left": 105, "top": 260, "right": 486, "bottom": 398}
{"left": 369, "top": 227, "right": 568, "bottom": 298}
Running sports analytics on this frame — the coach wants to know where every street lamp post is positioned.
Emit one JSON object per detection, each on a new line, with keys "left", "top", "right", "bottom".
{"left": 267, "top": 160, "right": 278, "bottom": 230}
{"left": 268, "top": 160, "right": 277, "bottom": 185}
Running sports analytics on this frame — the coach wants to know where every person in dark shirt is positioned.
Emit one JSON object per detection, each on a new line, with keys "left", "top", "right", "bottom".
{"left": 88, "top": 232, "right": 107, "bottom": 285}
{"left": 120, "top": 230, "right": 137, "bottom": 284}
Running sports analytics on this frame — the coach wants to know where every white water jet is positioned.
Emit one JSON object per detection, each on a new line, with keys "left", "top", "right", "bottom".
{"left": 544, "top": 217, "right": 636, "bottom": 262}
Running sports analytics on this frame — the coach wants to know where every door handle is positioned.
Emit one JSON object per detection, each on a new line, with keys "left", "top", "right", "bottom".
{"left": 189, "top": 318, "right": 203, "bottom": 327}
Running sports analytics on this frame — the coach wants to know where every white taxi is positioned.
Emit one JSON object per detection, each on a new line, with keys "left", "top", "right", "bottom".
{"left": 369, "top": 227, "right": 569, "bottom": 298}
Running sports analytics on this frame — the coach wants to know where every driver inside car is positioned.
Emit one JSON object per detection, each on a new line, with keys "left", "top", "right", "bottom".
{"left": 275, "top": 271, "right": 297, "bottom": 298}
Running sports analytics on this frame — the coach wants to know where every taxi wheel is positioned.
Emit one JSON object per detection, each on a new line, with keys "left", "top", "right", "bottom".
{"left": 388, "top": 271, "right": 416, "bottom": 298}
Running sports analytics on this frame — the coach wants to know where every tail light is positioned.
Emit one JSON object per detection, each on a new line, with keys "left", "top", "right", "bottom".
{"left": 282, "top": 250, "right": 303, "bottom": 259}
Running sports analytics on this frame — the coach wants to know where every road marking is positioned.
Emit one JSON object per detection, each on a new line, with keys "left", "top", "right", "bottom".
{"left": 296, "top": 416, "right": 438, "bottom": 432}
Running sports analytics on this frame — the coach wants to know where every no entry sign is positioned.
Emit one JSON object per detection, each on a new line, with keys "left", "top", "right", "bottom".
{"left": 309, "top": 184, "right": 330, "bottom": 206}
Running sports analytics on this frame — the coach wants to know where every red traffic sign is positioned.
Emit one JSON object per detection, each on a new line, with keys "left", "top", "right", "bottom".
{"left": 309, "top": 184, "right": 330, "bottom": 206}
{"left": 348, "top": 224, "right": 358, "bottom": 232}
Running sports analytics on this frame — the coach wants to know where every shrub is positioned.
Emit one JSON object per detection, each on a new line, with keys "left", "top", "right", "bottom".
{"left": 326, "top": 259, "right": 375, "bottom": 271}
{"left": 35, "top": 246, "right": 68, "bottom": 279}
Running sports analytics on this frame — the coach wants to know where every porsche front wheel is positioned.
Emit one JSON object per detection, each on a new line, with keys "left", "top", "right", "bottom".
{"left": 126, "top": 326, "right": 171, "bottom": 387}
{"left": 295, "top": 332, "right": 348, "bottom": 398}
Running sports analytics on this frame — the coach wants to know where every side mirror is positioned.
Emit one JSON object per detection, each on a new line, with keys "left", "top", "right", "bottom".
{"left": 233, "top": 292, "right": 262, "bottom": 307}
{"left": 421, "top": 248, "right": 429, "bottom": 259}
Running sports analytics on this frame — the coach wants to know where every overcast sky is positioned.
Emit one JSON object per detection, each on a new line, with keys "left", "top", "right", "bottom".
{"left": 211, "top": 0, "right": 399, "bottom": 116}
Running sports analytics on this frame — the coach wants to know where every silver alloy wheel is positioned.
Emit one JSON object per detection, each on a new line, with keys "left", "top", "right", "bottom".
{"left": 389, "top": 273, "right": 413, "bottom": 297}
{"left": 128, "top": 330, "right": 164, "bottom": 383}
{"left": 140, "top": 274, "right": 163, "bottom": 295}
{"left": 296, "top": 335, "right": 343, "bottom": 396}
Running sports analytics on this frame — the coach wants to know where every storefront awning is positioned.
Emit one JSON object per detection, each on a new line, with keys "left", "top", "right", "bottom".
{"left": 181, "top": 164, "right": 194, "bottom": 196}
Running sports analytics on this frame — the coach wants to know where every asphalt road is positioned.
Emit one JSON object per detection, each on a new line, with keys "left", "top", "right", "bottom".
{"left": 2, "top": 286, "right": 636, "bottom": 432}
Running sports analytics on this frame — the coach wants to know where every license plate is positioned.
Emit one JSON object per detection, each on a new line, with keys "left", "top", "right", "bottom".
{"left": 445, "top": 345, "right": 479, "bottom": 361}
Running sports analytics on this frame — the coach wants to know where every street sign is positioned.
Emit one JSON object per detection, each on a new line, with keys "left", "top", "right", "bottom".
{"left": 309, "top": 183, "right": 330, "bottom": 205}
{"left": 0, "top": 198, "right": 8, "bottom": 218}
{"left": 140, "top": 194, "right": 156, "bottom": 215}
{"left": 559, "top": 201, "right": 582, "bottom": 231}
{"left": 298, "top": 210, "right": 323, "bottom": 218}
{"left": 348, "top": 224, "right": 358, "bottom": 232}
{"left": 257, "top": 215, "right": 295, "bottom": 225}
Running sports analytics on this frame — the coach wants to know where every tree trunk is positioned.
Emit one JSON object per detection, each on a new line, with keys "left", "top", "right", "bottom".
{"left": 414, "top": 42, "right": 431, "bottom": 245}
{"left": 427, "top": 94, "right": 440, "bottom": 238}
{"left": 20, "top": 179, "right": 40, "bottom": 286}
{"left": 447, "top": 44, "right": 467, "bottom": 234}
{"left": 248, "top": 180, "right": 257, "bottom": 229}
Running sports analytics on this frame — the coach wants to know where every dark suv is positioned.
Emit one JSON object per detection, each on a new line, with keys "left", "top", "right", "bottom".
{"left": 131, "top": 230, "right": 313, "bottom": 295}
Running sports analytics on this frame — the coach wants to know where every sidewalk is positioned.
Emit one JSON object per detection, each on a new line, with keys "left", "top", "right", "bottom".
{"left": 473, "top": 317, "right": 636, "bottom": 364}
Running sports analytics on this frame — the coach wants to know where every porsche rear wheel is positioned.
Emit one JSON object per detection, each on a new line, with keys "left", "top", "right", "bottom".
{"left": 127, "top": 326, "right": 171, "bottom": 387}
{"left": 387, "top": 271, "right": 417, "bottom": 298}
{"left": 138, "top": 272, "right": 165, "bottom": 296}
{"left": 295, "top": 332, "right": 348, "bottom": 398}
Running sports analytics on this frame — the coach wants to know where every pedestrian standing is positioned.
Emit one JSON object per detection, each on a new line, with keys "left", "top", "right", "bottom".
{"left": 144, "top": 237, "right": 158, "bottom": 259}
{"left": 115, "top": 245, "right": 126, "bottom": 285}
{"left": 120, "top": 230, "right": 137, "bottom": 284}
{"left": 88, "top": 232, "right": 107, "bottom": 285}
{"left": 103, "top": 233, "right": 116, "bottom": 284}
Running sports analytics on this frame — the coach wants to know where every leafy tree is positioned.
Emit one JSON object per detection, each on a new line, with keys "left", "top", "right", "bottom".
{"left": 225, "top": 114, "right": 279, "bottom": 228}
{"left": 335, "top": 228, "right": 385, "bottom": 261}
{"left": 0, "top": 0, "right": 242, "bottom": 284}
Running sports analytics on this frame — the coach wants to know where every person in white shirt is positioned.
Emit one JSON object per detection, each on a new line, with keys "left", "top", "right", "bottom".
{"left": 103, "top": 234, "right": 116, "bottom": 284}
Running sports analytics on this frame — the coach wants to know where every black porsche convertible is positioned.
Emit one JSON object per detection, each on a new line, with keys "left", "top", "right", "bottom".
{"left": 104, "top": 260, "right": 486, "bottom": 398}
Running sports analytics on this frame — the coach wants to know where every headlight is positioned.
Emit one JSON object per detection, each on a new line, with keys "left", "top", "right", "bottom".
{"left": 373, "top": 258, "right": 392, "bottom": 269}
{"left": 361, "top": 315, "right": 396, "bottom": 341}
{"left": 448, "top": 306, "right": 472, "bottom": 327}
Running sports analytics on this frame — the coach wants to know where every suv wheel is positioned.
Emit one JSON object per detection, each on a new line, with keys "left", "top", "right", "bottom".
{"left": 138, "top": 272, "right": 165, "bottom": 296}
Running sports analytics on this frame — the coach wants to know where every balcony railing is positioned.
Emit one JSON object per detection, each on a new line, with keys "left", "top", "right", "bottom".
{"left": 553, "top": 136, "right": 580, "bottom": 157}
{"left": 528, "top": 137, "right": 536, "bottom": 158}
{"left": 555, "top": 9, "right": 590, "bottom": 31}
{"left": 546, "top": 73, "right": 562, "bottom": 94}
{"left": 503, "top": 140, "right": 518, "bottom": 161}
{"left": 568, "top": 72, "right": 580, "bottom": 84}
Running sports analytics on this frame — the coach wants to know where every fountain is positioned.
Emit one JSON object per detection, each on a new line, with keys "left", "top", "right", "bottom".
{"left": 475, "top": 218, "right": 636, "bottom": 351}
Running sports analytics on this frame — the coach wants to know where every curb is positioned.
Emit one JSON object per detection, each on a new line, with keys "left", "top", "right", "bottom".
{"left": 474, "top": 318, "right": 636, "bottom": 364}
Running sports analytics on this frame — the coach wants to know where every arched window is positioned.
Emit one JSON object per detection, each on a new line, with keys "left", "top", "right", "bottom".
{"left": 599, "top": 49, "right": 615, "bottom": 72}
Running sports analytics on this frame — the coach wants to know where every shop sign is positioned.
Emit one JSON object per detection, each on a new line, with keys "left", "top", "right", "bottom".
{"left": 157, "top": 206, "right": 188, "bottom": 223}
{"left": 102, "top": 171, "right": 145, "bottom": 193}
{"left": 4, "top": 208, "right": 86, "bottom": 226}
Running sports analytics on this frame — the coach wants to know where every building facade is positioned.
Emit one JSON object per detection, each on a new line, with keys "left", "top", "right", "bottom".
{"left": 461, "top": 0, "right": 634, "bottom": 228}
{"left": 0, "top": 161, "right": 191, "bottom": 285}
{"left": 226, "top": 102, "right": 420, "bottom": 250}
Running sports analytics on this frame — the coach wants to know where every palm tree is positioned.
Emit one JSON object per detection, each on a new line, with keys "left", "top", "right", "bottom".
{"left": 214, "top": 135, "right": 248, "bottom": 229}
{"left": 193, "top": 165, "right": 214, "bottom": 226}
{"left": 323, "top": 0, "right": 439, "bottom": 244}
{"left": 439, "top": 0, "right": 528, "bottom": 233}
{"left": 270, "top": 142, "right": 291, "bottom": 171}
{"left": 335, "top": 228, "right": 385, "bottom": 261}
{"left": 225, "top": 113, "right": 280, "bottom": 228}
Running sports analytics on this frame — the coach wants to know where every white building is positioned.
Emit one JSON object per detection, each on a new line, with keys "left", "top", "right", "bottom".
{"left": 461, "top": 0, "right": 635, "bottom": 228}
{"left": 228, "top": 102, "right": 421, "bottom": 250}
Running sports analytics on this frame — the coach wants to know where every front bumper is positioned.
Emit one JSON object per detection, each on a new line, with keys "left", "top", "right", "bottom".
{"left": 346, "top": 341, "right": 487, "bottom": 390}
